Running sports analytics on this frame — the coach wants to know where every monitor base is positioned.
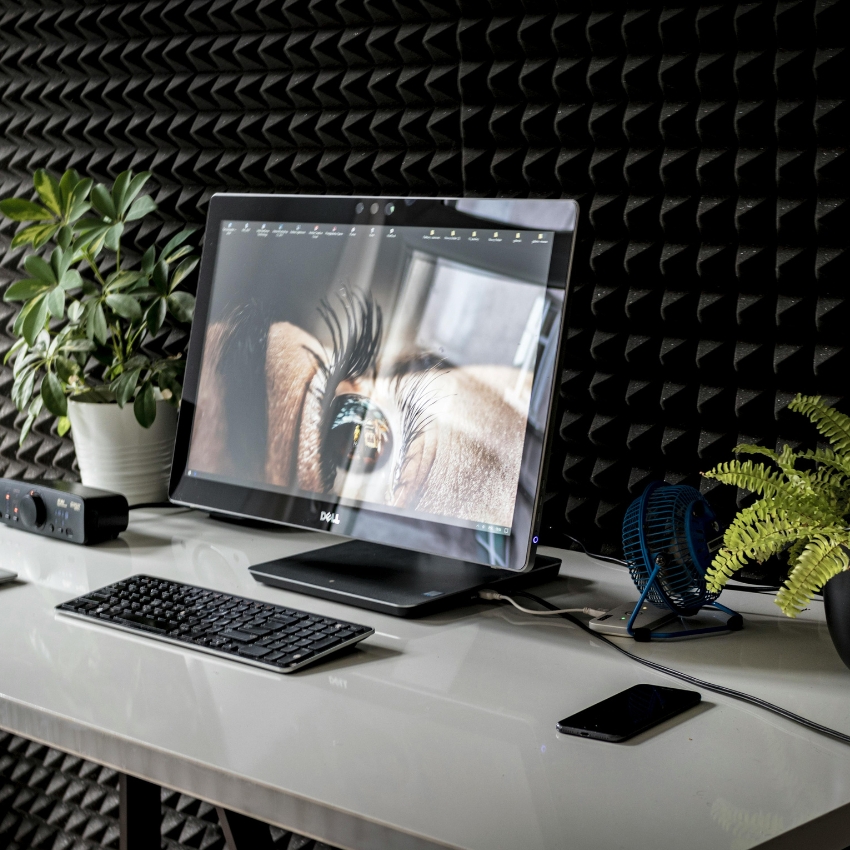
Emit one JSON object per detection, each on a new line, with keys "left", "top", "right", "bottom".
{"left": 248, "top": 540, "right": 561, "bottom": 618}
{"left": 207, "top": 512, "right": 298, "bottom": 531}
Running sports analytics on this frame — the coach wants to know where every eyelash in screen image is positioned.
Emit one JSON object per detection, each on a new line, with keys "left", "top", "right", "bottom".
{"left": 312, "top": 288, "right": 383, "bottom": 393}
{"left": 308, "top": 289, "right": 384, "bottom": 492}
{"left": 388, "top": 362, "right": 445, "bottom": 504}
{"left": 306, "top": 290, "right": 443, "bottom": 503}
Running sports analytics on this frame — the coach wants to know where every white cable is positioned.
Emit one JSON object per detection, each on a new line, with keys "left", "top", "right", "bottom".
{"left": 478, "top": 590, "right": 607, "bottom": 619}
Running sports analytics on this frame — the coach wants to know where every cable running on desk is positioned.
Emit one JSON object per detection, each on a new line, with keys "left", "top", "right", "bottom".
{"left": 482, "top": 590, "right": 850, "bottom": 744}
{"left": 503, "top": 591, "right": 850, "bottom": 746}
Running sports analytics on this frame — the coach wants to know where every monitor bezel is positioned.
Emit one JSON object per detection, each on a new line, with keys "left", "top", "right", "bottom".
{"left": 169, "top": 194, "right": 578, "bottom": 572}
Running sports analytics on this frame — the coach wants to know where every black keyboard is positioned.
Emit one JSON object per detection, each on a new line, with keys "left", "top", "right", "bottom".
{"left": 56, "top": 575, "right": 374, "bottom": 672}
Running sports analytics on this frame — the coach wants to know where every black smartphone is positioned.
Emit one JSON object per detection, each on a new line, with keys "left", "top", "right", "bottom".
{"left": 556, "top": 684, "right": 701, "bottom": 743}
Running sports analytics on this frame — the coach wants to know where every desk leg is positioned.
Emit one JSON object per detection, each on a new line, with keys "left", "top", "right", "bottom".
{"left": 119, "top": 774, "right": 161, "bottom": 850}
{"left": 216, "top": 806, "right": 275, "bottom": 850}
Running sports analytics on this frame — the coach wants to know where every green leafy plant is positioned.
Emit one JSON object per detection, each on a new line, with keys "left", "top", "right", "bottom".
{"left": 704, "top": 394, "right": 850, "bottom": 617}
{"left": 0, "top": 168, "right": 197, "bottom": 442}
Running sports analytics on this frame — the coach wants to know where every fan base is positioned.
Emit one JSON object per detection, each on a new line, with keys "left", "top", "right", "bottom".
{"left": 640, "top": 604, "right": 741, "bottom": 641}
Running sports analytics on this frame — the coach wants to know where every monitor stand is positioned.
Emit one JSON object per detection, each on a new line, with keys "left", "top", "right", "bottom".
{"left": 248, "top": 540, "right": 561, "bottom": 618}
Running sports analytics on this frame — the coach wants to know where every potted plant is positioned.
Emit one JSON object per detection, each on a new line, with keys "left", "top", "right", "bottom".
{"left": 0, "top": 168, "right": 197, "bottom": 504}
{"left": 704, "top": 394, "right": 850, "bottom": 667}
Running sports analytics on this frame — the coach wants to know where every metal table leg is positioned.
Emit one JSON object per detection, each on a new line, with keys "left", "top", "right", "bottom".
{"left": 119, "top": 773, "right": 161, "bottom": 850}
{"left": 216, "top": 806, "right": 276, "bottom": 850}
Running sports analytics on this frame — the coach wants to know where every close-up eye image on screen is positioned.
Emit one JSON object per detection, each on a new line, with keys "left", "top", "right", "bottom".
{"left": 172, "top": 196, "right": 576, "bottom": 572}
{"left": 191, "top": 221, "right": 556, "bottom": 527}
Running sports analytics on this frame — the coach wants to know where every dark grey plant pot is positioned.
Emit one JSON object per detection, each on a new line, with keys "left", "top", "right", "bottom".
{"left": 823, "top": 568, "right": 850, "bottom": 671}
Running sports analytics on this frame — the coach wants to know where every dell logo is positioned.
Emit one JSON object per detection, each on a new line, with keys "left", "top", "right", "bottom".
{"left": 320, "top": 511, "right": 340, "bottom": 525}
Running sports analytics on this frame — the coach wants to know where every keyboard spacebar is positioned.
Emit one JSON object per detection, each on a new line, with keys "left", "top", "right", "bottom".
{"left": 114, "top": 614, "right": 168, "bottom": 633}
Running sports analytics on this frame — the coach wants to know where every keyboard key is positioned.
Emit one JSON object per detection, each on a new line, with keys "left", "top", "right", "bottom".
{"left": 310, "top": 636, "right": 342, "bottom": 651}
{"left": 117, "top": 612, "right": 170, "bottom": 632}
{"left": 266, "top": 616, "right": 299, "bottom": 628}
{"left": 238, "top": 645, "right": 272, "bottom": 658}
{"left": 221, "top": 628, "right": 257, "bottom": 643}
{"left": 272, "top": 653, "right": 306, "bottom": 667}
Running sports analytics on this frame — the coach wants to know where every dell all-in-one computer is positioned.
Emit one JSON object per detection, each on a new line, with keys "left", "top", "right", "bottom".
{"left": 169, "top": 195, "right": 578, "bottom": 615}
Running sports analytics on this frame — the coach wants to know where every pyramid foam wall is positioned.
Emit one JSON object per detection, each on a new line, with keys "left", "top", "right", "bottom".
{"left": 0, "top": 730, "right": 339, "bottom": 850}
{"left": 1, "top": 0, "right": 848, "bottom": 553}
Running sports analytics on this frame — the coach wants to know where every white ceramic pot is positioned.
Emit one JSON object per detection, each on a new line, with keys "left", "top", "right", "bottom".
{"left": 67, "top": 399, "right": 178, "bottom": 505}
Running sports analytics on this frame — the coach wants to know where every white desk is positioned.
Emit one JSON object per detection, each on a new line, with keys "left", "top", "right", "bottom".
{"left": 2, "top": 509, "right": 850, "bottom": 850}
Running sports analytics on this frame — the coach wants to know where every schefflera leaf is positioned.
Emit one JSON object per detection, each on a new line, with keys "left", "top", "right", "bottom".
{"left": 0, "top": 167, "right": 196, "bottom": 440}
{"left": 41, "top": 371, "right": 67, "bottom": 417}
{"left": 134, "top": 381, "right": 156, "bottom": 428}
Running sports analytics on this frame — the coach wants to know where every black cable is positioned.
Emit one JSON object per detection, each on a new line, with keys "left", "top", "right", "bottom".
{"left": 561, "top": 533, "right": 822, "bottom": 599}
{"left": 511, "top": 590, "right": 850, "bottom": 747}
{"left": 562, "top": 533, "right": 629, "bottom": 567}
{"left": 722, "top": 582, "right": 823, "bottom": 598}
{"left": 721, "top": 583, "right": 778, "bottom": 594}
{"left": 128, "top": 501, "right": 177, "bottom": 510}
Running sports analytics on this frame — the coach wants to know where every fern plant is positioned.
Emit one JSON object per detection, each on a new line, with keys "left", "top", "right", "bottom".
{"left": 704, "top": 394, "right": 850, "bottom": 617}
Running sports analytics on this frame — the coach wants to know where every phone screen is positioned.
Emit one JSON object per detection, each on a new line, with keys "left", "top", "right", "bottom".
{"left": 556, "top": 684, "right": 701, "bottom": 743}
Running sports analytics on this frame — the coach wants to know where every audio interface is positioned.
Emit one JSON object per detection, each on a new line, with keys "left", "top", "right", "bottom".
{"left": 0, "top": 478, "right": 128, "bottom": 545}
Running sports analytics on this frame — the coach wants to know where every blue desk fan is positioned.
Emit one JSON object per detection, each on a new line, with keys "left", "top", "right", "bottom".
{"left": 621, "top": 482, "right": 742, "bottom": 641}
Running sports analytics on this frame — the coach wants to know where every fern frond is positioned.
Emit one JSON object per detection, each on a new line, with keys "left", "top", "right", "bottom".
{"left": 789, "top": 394, "right": 850, "bottom": 455}
{"left": 781, "top": 463, "right": 849, "bottom": 515}
{"left": 704, "top": 459, "right": 841, "bottom": 522}
{"left": 812, "top": 464, "right": 850, "bottom": 502}
{"left": 730, "top": 444, "right": 848, "bottom": 513}
{"left": 775, "top": 534, "right": 850, "bottom": 616}
{"left": 705, "top": 510, "right": 843, "bottom": 593}
{"left": 706, "top": 547, "right": 749, "bottom": 591}
{"left": 734, "top": 444, "right": 780, "bottom": 463}
{"left": 775, "top": 444, "right": 802, "bottom": 481}
{"left": 703, "top": 459, "right": 785, "bottom": 499}
{"left": 724, "top": 513, "right": 840, "bottom": 561}
{"left": 786, "top": 538, "right": 806, "bottom": 566}
{"left": 723, "top": 498, "right": 775, "bottom": 530}
{"left": 800, "top": 447, "right": 850, "bottom": 479}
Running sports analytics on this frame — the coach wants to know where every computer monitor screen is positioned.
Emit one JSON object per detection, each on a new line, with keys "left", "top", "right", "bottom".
{"left": 170, "top": 196, "right": 577, "bottom": 571}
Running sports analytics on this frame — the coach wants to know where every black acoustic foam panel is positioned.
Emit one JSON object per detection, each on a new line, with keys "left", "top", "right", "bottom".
{"left": 0, "top": 730, "right": 339, "bottom": 850}
{"left": 0, "top": 0, "right": 848, "bottom": 557}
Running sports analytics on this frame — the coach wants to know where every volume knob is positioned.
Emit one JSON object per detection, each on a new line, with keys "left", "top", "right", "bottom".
{"left": 20, "top": 493, "right": 46, "bottom": 529}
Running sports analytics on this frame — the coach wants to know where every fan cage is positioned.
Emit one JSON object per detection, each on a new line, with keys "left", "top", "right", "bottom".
{"left": 622, "top": 484, "right": 718, "bottom": 616}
